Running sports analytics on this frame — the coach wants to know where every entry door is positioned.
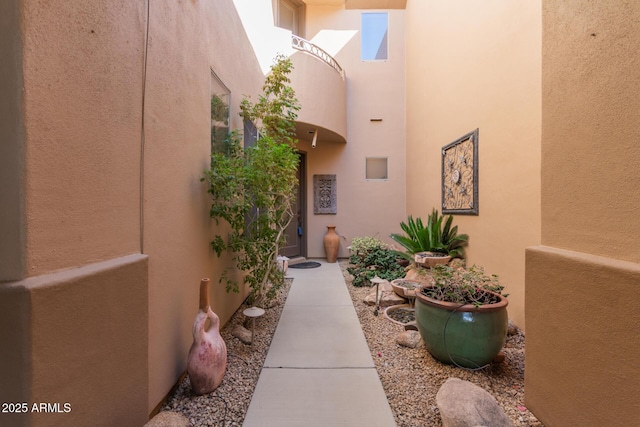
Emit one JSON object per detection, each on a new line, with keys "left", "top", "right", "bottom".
{"left": 280, "top": 152, "right": 306, "bottom": 258}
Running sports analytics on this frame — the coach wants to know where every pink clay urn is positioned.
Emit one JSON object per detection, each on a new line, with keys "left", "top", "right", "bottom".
{"left": 187, "top": 278, "right": 227, "bottom": 395}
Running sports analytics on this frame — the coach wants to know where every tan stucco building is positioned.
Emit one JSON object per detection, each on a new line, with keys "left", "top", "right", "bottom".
{"left": 1, "top": 0, "right": 638, "bottom": 426}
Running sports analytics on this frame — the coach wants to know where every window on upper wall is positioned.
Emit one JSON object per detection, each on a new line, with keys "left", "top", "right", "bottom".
{"left": 210, "top": 69, "right": 230, "bottom": 154}
{"left": 276, "top": 0, "right": 304, "bottom": 36}
{"left": 366, "top": 157, "right": 388, "bottom": 180}
{"left": 361, "top": 12, "right": 388, "bottom": 61}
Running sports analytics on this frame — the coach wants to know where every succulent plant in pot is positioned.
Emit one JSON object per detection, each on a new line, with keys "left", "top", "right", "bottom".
{"left": 390, "top": 209, "right": 469, "bottom": 268}
{"left": 414, "top": 264, "right": 509, "bottom": 369}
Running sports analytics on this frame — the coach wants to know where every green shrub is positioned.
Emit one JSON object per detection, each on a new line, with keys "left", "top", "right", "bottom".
{"left": 348, "top": 236, "right": 387, "bottom": 257}
{"left": 347, "top": 246, "right": 406, "bottom": 287}
{"left": 203, "top": 56, "right": 300, "bottom": 306}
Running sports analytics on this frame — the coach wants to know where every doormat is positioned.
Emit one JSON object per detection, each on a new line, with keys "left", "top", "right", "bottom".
{"left": 289, "top": 261, "right": 322, "bottom": 269}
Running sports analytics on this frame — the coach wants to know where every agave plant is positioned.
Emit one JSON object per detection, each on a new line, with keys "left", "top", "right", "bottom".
{"left": 390, "top": 209, "right": 469, "bottom": 259}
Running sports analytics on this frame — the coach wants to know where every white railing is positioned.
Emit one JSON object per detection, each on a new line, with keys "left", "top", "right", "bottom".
{"left": 291, "top": 35, "right": 345, "bottom": 80}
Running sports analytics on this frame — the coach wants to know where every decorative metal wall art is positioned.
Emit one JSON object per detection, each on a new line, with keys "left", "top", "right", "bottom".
{"left": 313, "top": 174, "right": 337, "bottom": 214}
{"left": 442, "top": 129, "right": 479, "bottom": 215}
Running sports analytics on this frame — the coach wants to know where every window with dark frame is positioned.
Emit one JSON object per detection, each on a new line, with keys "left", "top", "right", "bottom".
{"left": 210, "top": 69, "right": 230, "bottom": 154}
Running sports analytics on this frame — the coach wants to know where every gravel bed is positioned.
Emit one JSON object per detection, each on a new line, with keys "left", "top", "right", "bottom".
{"left": 162, "top": 279, "right": 292, "bottom": 427}
{"left": 339, "top": 260, "right": 544, "bottom": 427}
{"left": 161, "top": 262, "right": 543, "bottom": 427}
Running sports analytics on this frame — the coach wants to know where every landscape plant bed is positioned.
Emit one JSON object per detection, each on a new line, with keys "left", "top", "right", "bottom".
{"left": 339, "top": 260, "right": 543, "bottom": 427}
{"left": 157, "top": 265, "right": 543, "bottom": 427}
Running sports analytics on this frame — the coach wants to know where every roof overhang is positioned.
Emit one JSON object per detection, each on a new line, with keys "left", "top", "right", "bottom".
{"left": 295, "top": 122, "right": 346, "bottom": 145}
{"left": 302, "top": 0, "right": 406, "bottom": 9}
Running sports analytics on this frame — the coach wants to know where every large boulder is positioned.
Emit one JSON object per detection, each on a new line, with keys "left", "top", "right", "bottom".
{"left": 232, "top": 324, "right": 253, "bottom": 345}
{"left": 397, "top": 330, "right": 422, "bottom": 348}
{"left": 363, "top": 281, "right": 406, "bottom": 307}
{"left": 403, "top": 267, "right": 434, "bottom": 283}
{"left": 436, "top": 378, "right": 513, "bottom": 427}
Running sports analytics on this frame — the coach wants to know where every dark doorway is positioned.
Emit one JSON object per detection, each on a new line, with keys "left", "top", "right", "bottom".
{"left": 280, "top": 152, "right": 306, "bottom": 258}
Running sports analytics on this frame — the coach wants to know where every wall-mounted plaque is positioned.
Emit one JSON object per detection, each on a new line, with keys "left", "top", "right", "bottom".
{"left": 313, "top": 174, "right": 337, "bottom": 214}
{"left": 442, "top": 129, "right": 479, "bottom": 215}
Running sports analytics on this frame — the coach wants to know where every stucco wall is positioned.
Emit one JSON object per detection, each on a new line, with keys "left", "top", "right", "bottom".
{"left": 526, "top": 1, "right": 640, "bottom": 424}
{"left": 0, "top": 0, "right": 25, "bottom": 281}
{"left": 0, "top": 286, "right": 29, "bottom": 427}
{"left": 526, "top": 247, "right": 640, "bottom": 425}
{"left": 540, "top": 1, "right": 640, "bottom": 261}
{"left": 289, "top": 51, "right": 347, "bottom": 142}
{"left": 34, "top": 256, "right": 148, "bottom": 427}
{"left": 21, "top": 0, "right": 144, "bottom": 276}
{"left": 143, "top": 0, "right": 264, "bottom": 411}
{"left": 303, "top": 6, "right": 407, "bottom": 258}
{"left": 0, "top": 254, "right": 149, "bottom": 427}
{"left": 1, "top": 1, "right": 150, "bottom": 425}
{"left": 0, "top": 0, "right": 265, "bottom": 423}
{"left": 404, "top": 0, "right": 542, "bottom": 329}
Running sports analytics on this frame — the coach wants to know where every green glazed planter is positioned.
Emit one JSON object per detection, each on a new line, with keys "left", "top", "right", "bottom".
{"left": 414, "top": 286, "right": 508, "bottom": 368}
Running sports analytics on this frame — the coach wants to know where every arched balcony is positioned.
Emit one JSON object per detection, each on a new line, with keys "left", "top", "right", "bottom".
{"left": 289, "top": 35, "right": 347, "bottom": 145}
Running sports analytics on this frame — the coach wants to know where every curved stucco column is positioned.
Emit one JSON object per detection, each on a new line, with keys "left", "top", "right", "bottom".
{"left": 289, "top": 51, "right": 347, "bottom": 144}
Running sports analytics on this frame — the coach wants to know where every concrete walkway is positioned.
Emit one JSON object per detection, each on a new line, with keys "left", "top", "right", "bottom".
{"left": 243, "top": 260, "right": 396, "bottom": 427}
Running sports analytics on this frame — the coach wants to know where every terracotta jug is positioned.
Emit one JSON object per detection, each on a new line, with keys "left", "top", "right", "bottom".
{"left": 323, "top": 225, "right": 340, "bottom": 263}
{"left": 187, "top": 278, "right": 227, "bottom": 395}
